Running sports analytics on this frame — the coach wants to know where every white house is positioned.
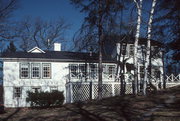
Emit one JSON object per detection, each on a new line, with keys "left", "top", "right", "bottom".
{"left": 1, "top": 39, "right": 165, "bottom": 107}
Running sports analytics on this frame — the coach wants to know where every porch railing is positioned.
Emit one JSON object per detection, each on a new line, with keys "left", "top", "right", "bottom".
{"left": 165, "top": 74, "right": 180, "bottom": 88}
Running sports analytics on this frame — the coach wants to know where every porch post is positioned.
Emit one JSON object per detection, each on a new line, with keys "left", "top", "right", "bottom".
{"left": 70, "top": 83, "right": 73, "bottom": 103}
{"left": 160, "top": 66, "right": 163, "bottom": 89}
{"left": 89, "top": 81, "right": 92, "bottom": 100}
{"left": 92, "top": 82, "right": 95, "bottom": 99}
{"left": 112, "top": 83, "right": 115, "bottom": 96}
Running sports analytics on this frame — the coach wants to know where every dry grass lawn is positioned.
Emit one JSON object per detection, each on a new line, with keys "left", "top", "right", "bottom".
{"left": 0, "top": 86, "right": 180, "bottom": 121}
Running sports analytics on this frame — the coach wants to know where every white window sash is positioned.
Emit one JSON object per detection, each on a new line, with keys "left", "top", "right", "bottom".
{"left": 42, "top": 63, "right": 51, "bottom": 78}
{"left": 20, "top": 63, "right": 30, "bottom": 79}
{"left": 31, "top": 63, "right": 41, "bottom": 78}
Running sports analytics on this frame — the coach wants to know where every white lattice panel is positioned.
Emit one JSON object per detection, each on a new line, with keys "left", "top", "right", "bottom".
{"left": 125, "top": 84, "right": 132, "bottom": 94}
{"left": 114, "top": 84, "right": 121, "bottom": 96}
{"left": 72, "top": 84, "right": 90, "bottom": 102}
{"left": 93, "top": 84, "right": 98, "bottom": 99}
{"left": 102, "top": 84, "right": 112, "bottom": 97}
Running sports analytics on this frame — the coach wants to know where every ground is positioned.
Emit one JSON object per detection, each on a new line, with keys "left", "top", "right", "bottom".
{"left": 0, "top": 86, "right": 180, "bottom": 121}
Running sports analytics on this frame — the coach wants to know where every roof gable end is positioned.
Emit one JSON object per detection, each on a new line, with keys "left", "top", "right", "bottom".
{"left": 27, "top": 47, "right": 45, "bottom": 53}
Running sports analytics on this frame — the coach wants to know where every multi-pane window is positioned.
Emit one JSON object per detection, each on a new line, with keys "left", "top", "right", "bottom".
{"left": 129, "top": 44, "right": 134, "bottom": 56}
{"left": 152, "top": 68, "right": 160, "bottom": 79}
{"left": 79, "top": 64, "right": 86, "bottom": 78}
{"left": 50, "top": 86, "right": 58, "bottom": 92}
{"left": 122, "top": 44, "right": 127, "bottom": 55}
{"left": 31, "top": 63, "right": 40, "bottom": 78}
{"left": 69, "top": 64, "right": 78, "bottom": 78}
{"left": 141, "top": 45, "right": 146, "bottom": 56}
{"left": 152, "top": 46, "right": 161, "bottom": 58}
{"left": 42, "top": 63, "right": 51, "bottom": 78}
{"left": 107, "top": 65, "right": 115, "bottom": 78}
{"left": 89, "top": 64, "right": 97, "bottom": 79}
{"left": 14, "top": 87, "right": 22, "bottom": 98}
{"left": 140, "top": 66, "right": 145, "bottom": 79}
{"left": 20, "top": 63, "right": 29, "bottom": 78}
{"left": 31, "top": 87, "right": 41, "bottom": 93}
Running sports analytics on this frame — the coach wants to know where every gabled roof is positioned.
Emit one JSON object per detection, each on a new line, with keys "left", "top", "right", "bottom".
{"left": 1, "top": 51, "right": 116, "bottom": 63}
{"left": 27, "top": 47, "right": 45, "bottom": 53}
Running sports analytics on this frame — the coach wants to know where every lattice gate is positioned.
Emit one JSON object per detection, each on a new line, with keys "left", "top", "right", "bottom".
{"left": 93, "top": 84, "right": 113, "bottom": 99}
{"left": 72, "top": 83, "right": 90, "bottom": 102}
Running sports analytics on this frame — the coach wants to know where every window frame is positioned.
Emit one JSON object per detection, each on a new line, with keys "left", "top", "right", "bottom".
{"left": 152, "top": 46, "right": 161, "bottom": 58}
{"left": 89, "top": 64, "right": 98, "bottom": 79}
{"left": 152, "top": 67, "right": 161, "bottom": 79}
{"left": 50, "top": 86, "right": 58, "bottom": 92}
{"left": 121, "top": 43, "right": 129, "bottom": 56}
{"left": 14, "top": 87, "right": 22, "bottom": 98}
{"left": 139, "top": 66, "right": 145, "bottom": 79}
{"left": 79, "top": 64, "right": 87, "bottom": 78}
{"left": 69, "top": 64, "right": 79, "bottom": 79}
{"left": 42, "top": 63, "right": 51, "bottom": 79}
{"left": 31, "top": 63, "right": 41, "bottom": 79}
{"left": 31, "top": 87, "right": 41, "bottom": 93}
{"left": 129, "top": 44, "right": 134, "bottom": 57}
{"left": 107, "top": 65, "right": 116, "bottom": 79}
{"left": 20, "top": 63, "right": 30, "bottom": 79}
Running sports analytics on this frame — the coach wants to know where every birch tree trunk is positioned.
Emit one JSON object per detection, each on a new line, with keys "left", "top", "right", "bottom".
{"left": 143, "top": 0, "right": 157, "bottom": 95}
{"left": 133, "top": 0, "right": 143, "bottom": 95}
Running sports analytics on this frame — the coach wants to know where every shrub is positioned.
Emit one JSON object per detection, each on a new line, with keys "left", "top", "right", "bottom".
{"left": 26, "top": 91, "right": 64, "bottom": 108}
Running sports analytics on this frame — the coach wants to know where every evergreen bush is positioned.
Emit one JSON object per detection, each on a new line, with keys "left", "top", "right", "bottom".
{"left": 26, "top": 91, "right": 64, "bottom": 108}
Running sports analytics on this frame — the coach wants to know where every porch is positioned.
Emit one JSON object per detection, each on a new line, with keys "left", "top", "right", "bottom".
{"left": 65, "top": 74, "right": 180, "bottom": 103}
{"left": 66, "top": 82, "right": 132, "bottom": 103}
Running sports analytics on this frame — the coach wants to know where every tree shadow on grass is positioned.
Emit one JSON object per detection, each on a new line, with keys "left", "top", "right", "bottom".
{"left": 2, "top": 108, "right": 21, "bottom": 121}
{"left": 63, "top": 102, "right": 109, "bottom": 121}
{"left": 62, "top": 99, "right": 133, "bottom": 121}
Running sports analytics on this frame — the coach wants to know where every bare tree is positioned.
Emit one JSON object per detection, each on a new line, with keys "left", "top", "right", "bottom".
{"left": 0, "top": 0, "right": 19, "bottom": 46}
{"left": 143, "top": 0, "right": 157, "bottom": 95}
{"left": 0, "top": 0, "right": 18, "bottom": 22}
{"left": 133, "top": 0, "right": 143, "bottom": 95}
{"left": 70, "top": 0, "right": 124, "bottom": 99}
{"left": 15, "top": 17, "right": 70, "bottom": 51}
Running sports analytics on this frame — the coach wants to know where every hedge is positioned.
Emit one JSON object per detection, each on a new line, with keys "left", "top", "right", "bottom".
{"left": 26, "top": 90, "right": 64, "bottom": 108}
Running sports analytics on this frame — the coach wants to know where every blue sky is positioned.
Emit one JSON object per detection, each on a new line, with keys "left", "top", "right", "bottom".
{"left": 11, "top": 0, "right": 85, "bottom": 50}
